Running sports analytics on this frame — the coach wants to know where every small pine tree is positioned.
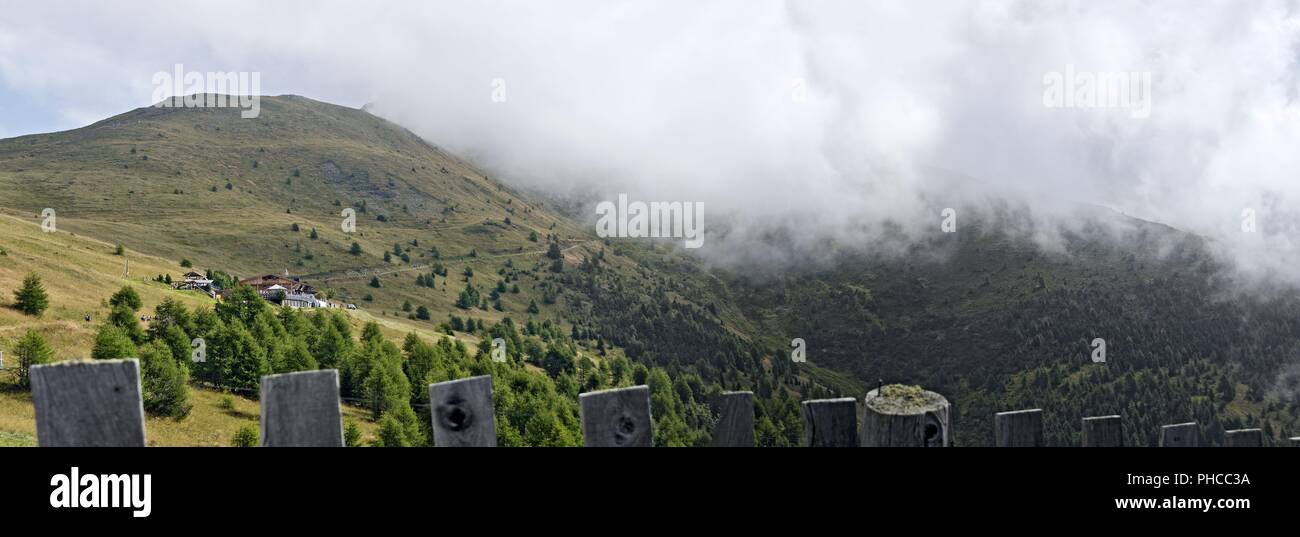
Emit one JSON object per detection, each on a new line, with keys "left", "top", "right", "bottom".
{"left": 139, "top": 341, "right": 191, "bottom": 418}
{"left": 180, "top": 258, "right": 193, "bottom": 268}
{"left": 109, "top": 286, "right": 143, "bottom": 311}
{"left": 14, "top": 329, "right": 53, "bottom": 389}
{"left": 370, "top": 277, "right": 382, "bottom": 288}
{"left": 13, "top": 273, "right": 49, "bottom": 317}
{"left": 350, "top": 242, "right": 363, "bottom": 256}
{"left": 310, "top": 228, "right": 319, "bottom": 240}
{"left": 344, "top": 420, "right": 362, "bottom": 447}
{"left": 527, "top": 300, "right": 540, "bottom": 314}
{"left": 91, "top": 324, "right": 137, "bottom": 360}
{"left": 456, "top": 285, "right": 479, "bottom": 310}
{"left": 291, "top": 223, "right": 300, "bottom": 232}
{"left": 416, "top": 305, "right": 430, "bottom": 320}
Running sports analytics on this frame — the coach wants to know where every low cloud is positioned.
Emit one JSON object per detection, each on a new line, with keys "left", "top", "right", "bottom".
{"left": 3, "top": 1, "right": 1300, "bottom": 282}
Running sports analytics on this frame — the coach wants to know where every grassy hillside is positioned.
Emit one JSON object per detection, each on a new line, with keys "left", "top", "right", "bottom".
{"left": 0, "top": 99, "right": 785, "bottom": 446}
{"left": 0, "top": 213, "right": 379, "bottom": 445}
{"left": 0, "top": 95, "right": 589, "bottom": 329}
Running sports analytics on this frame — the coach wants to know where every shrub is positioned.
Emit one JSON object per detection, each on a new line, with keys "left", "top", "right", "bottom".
{"left": 231, "top": 425, "right": 258, "bottom": 447}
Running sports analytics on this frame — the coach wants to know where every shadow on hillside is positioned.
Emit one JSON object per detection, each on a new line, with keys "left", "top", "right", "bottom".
{"left": 219, "top": 406, "right": 257, "bottom": 420}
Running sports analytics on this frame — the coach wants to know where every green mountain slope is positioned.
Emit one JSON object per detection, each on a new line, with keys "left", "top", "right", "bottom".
{"left": 0, "top": 95, "right": 807, "bottom": 446}
{"left": 5, "top": 95, "right": 1292, "bottom": 447}
{"left": 0, "top": 95, "right": 588, "bottom": 322}
{"left": 721, "top": 213, "right": 1300, "bottom": 445}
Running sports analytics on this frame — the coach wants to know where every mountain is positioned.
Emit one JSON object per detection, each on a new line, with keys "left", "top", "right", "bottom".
{"left": 2, "top": 95, "right": 1297, "bottom": 447}
{"left": 0, "top": 95, "right": 586, "bottom": 317}
{"left": 0, "top": 95, "right": 801, "bottom": 447}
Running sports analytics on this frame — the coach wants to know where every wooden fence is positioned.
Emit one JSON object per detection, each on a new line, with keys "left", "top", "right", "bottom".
{"left": 25, "top": 360, "right": 1300, "bottom": 447}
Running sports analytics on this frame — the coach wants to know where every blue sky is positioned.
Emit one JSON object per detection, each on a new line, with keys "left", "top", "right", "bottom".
{"left": 0, "top": 79, "right": 74, "bottom": 138}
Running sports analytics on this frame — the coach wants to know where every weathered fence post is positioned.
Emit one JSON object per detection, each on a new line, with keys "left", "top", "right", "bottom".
{"left": 802, "top": 397, "right": 858, "bottom": 447}
{"left": 994, "top": 409, "right": 1043, "bottom": 447}
{"left": 260, "top": 369, "right": 343, "bottom": 447}
{"left": 1081, "top": 415, "right": 1123, "bottom": 447}
{"left": 708, "top": 391, "right": 753, "bottom": 447}
{"left": 580, "top": 385, "right": 653, "bottom": 447}
{"left": 861, "top": 385, "right": 950, "bottom": 447}
{"left": 1158, "top": 422, "right": 1199, "bottom": 447}
{"left": 428, "top": 375, "right": 496, "bottom": 447}
{"left": 1224, "top": 428, "right": 1263, "bottom": 447}
{"left": 31, "top": 359, "right": 146, "bottom": 447}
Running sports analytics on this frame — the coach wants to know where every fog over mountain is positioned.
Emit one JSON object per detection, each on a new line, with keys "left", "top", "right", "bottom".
{"left": 3, "top": 0, "right": 1300, "bottom": 281}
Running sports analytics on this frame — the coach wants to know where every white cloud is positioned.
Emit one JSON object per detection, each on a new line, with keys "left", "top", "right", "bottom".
{"left": 3, "top": 0, "right": 1300, "bottom": 281}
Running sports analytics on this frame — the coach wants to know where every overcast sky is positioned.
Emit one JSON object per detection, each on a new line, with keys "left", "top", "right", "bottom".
{"left": 3, "top": 1, "right": 1300, "bottom": 280}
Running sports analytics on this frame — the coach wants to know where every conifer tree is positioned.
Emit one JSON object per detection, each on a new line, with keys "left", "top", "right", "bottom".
{"left": 12, "top": 273, "right": 49, "bottom": 316}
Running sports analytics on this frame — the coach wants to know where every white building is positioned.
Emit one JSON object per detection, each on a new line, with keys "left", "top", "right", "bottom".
{"left": 283, "top": 292, "right": 318, "bottom": 309}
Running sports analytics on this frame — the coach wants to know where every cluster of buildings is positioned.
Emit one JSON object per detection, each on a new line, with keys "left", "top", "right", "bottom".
{"left": 176, "top": 271, "right": 354, "bottom": 310}
{"left": 234, "top": 274, "right": 352, "bottom": 309}
{"left": 174, "top": 271, "right": 219, "bottom": 298}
